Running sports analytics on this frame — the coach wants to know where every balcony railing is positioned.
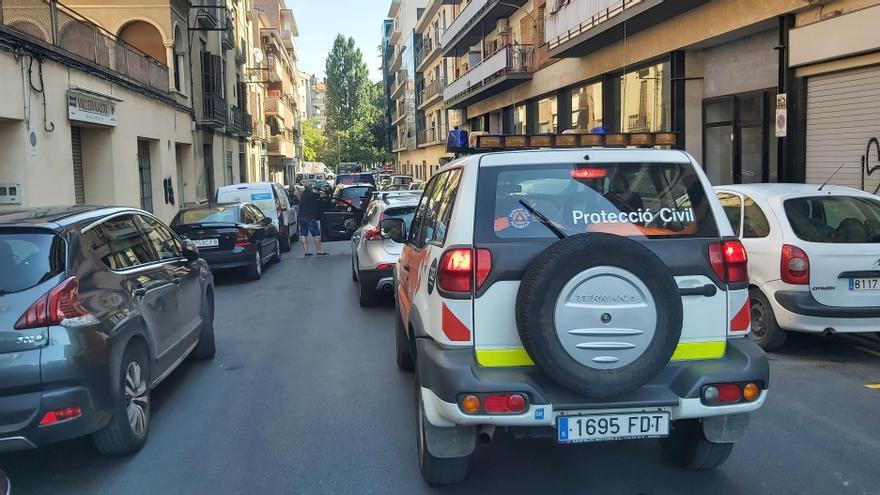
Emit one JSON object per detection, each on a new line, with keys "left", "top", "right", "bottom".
{"left": 392, "top": 105, "right": 406, "bottom": 125}
{"left": 390, "top": 45, "right": 404, "bottom": 71}
{"left": 392, "top": 69, "right": 407, "bottom": 98}
{"left": 415, "top": 31, "right": 441, "bottom": 70}
{"left": 417, "top": 78, "right": 445, "bottom": 109}
{"left": 0, "top": 0, "right": 170, "bottom": 94}
{"left": 390, "top": 18, "right": 401, "bottom": 43}
{"left": 444, "top": 44, "right": 534, "bottom": 105}
{"left": 268, "top": 135, "right": 295, "bottom": 156}
{"left": 440, "top": 0, "right": 526, "bottom": 55}
{"left": 547, "top": 0, "right": 642, "bottom": 50}
{"left": 229, "top": 106, "right": 253, "bottom": 136}
{"left": 417, "top": 124, "right": 448, "bottom": 147}
{"left": 202, "top": 92, "right": 227, "bottom": 126}
{"left": 221, "top": 11, "right": 234, "bottom": 50}
{"left": 252, "top": 120, "right": 267, "bottom": 140}
{"left": 265, "top": 95, "right": 294, "bottom": 124}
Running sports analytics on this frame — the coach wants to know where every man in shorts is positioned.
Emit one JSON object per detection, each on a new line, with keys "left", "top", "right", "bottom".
{"left": 297, "top": 184, "right": 327, "bottom": 256}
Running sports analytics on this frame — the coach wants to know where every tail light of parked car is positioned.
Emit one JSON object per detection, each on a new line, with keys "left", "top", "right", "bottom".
{"left": 438, "top": 248, "right": 492, "bottom": 293}
{"left": 235, "top": 229, "right": 252, "bottom": 247}
{"left": 708, "top": 240, "right": 748, "bottom": 284}
{"left": 781, "top": 244, "right": 810, "bottom": 285}
{"left": 14, "top": 277, "right": 98, "bottom": 330}
{"left": 459, "top": 393, "right": 528, "bottom": 415}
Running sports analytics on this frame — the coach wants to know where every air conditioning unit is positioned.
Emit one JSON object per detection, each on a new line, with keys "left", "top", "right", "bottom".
{"left": 496, "top": 18, "right": 509, "bottom": 34}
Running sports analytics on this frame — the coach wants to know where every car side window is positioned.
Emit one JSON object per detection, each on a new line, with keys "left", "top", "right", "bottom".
{"left": 716, "top": 192, "right": 743, "bottom": 237}
{"left": 416, "top": 172, "right": 451, "bottom": 247}
{"left": 362, "top": 203, "right": 377, "bottom": 227}
{"left": 243, "top": 205, "right": 261, "bottom": 224}
{"left": 135, "top": 215, "right": 181, "bottom": 261}
{"left": 92, "top": 215, "right": 156, "bottom": 270}
{"left": 742, "top": 196, "right": 771, "bottom": 238}
{"left": 274, "top": 185, "right": 289, "bottom": 209}
{"left": 408, "top": 176, "right": 441, "bottom": 247}
{"left": 430, "top": 169, "right": 462, "bottom": 246}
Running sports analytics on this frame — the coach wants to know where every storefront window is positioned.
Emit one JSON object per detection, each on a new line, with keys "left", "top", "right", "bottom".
{"left": 571, "top": 81, "right": 603, "bottom": 132}
{"left": 513, "top": 104, "right": 527, "bottom": 134}
{"left": 615, "top": 61, "right": 671, "bottom": 133}
{"left": 537, "top": 95, "right": 557, "bottom": 134}
{"left": 703, "top": 90, "right": 778, "bottom": 184}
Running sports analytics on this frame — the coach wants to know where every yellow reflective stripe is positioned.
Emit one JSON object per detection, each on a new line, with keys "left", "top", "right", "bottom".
{"left": 670, "top": 341, "right": 726, "bottom": 361}
{"left": 476, "top": 348, "right": 535, "bottom": 367}
{"left": 476, "top": 341, "right": 725, "bottom": 367}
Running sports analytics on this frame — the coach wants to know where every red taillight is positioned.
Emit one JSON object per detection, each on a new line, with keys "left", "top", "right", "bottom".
{"left": 336, "top": 200, "right": 350, "bottom": 209}
{"left": 482, "top": 394, "right": 528, "bottom": 414}
{"left": 781, "top": 244, "right": 810, "bottom": 285}
{"left": 365, "top": 213, "right": 385, "bottom": 241}
{"left": 235, "top": 229, "right": 252, "bottom": 247}
{"left": 39, "top": 406, "right": 82, "bottom": 426}
{"left": 376, "top": 263, "right": 394, "bottom": 271}
{"left": 15, "top": 277, "right": 94, "bottom": 330}
{"left": 475, "top": 249, "right": 491, "bottom": 290}
{"left": 438, "top": 248, "right": 472, "bottom": 293}
{"left": 716, "top": 384, "right": 741, "bottom": 404}
{"left": 708, "top": 240, "right": 748, "bottom": 284}
{"left": 571, "top": 168, "right": 607, "bottom": 179}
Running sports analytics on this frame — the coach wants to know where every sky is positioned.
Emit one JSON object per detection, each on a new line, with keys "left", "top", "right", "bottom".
{"left": 286, "top": 0, "right": 389, "bottom": 82}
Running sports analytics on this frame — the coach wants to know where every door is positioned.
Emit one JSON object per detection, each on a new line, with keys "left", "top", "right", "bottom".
{"left": 703, "top": 91, "right": 777, "bottom": 184}
{"left": 137, "top": 140, "right": 153, "bottom": 213}
{"left": 71, "top": 126, "right": 85, "bottom": 205}
{"left": 244, "top": 204, "right": 275, "bottom": 258}
{"left": 324, "top": 186, "right": 373, "bottom": 240}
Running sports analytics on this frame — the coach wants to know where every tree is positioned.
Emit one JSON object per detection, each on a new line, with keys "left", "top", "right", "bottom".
{"left": 302, "top": 118, "right": 328, "bottom": 162}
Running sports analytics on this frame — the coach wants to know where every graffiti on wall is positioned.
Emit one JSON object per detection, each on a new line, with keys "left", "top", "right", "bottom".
{"left": 864, "top": 137, "right": 880, "bottom": 194}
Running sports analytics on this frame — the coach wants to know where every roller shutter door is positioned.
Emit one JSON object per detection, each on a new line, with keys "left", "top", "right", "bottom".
{"left": 71, "top": 126, "right": 85, "bottom": 205}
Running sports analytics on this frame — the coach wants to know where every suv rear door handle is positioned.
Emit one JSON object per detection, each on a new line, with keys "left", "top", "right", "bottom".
{"left": 678, "top": 284, "right": 718, "bottom": 297}
{"left": 171, "top": 277, "right": 181, "bottom": 286}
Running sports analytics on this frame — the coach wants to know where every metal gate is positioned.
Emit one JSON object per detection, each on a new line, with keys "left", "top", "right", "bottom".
{"left": 71, "top": 127, "right": 85, "bottom": 205}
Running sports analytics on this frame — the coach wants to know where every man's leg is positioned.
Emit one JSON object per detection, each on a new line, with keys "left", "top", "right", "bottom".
{"left": 299, "top": 221, "right": 309, "bottom": 254}
{"left": 313, "top": 220, "right": 325, "bottom": 254}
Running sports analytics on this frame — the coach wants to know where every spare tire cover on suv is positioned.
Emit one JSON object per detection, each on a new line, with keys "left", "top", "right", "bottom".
{"left": 515, "top": 233, "right": 683, "bottom": 399}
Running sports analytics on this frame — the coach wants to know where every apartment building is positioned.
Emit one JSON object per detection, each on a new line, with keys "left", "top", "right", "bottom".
{"left": 389, "top": 0, "right": 880, "bottom": 193}
{"left": 311, "top": 77, "right": 327, "bottom": 133}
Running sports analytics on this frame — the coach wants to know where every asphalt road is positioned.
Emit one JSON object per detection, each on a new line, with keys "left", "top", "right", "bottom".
{"left": 2, "top": 241, "right": 880, "bottom": 494}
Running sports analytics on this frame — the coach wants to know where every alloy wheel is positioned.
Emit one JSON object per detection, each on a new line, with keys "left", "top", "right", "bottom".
{"left": 256, "top": 252, "right": 263, "bottom": 276}
{"left": 750, "top": 298, "right": 766, "bottom": 340}
{"left": 124, "top": 361, "right": 149, "bottom": 437}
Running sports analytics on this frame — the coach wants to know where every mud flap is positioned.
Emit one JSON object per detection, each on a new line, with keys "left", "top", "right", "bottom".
{"left": 424, "top": 420, "right": 477, "bottom": 459}
{"left": 702, "top": 413, "right": 749, "bottom": 443}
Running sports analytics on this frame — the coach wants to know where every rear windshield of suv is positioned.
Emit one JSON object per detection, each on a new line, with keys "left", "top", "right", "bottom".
{"left": 0, "top": 231, "right": 66, "bottom": 294}
{"left": 784, "top": 196, "right": 880, "bottom": 243}
{"left": 476, "top": 162, "right": 718, "bottom": 241}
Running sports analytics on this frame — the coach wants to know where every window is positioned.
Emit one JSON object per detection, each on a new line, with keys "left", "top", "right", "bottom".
{"left": 537, "top": 95, "right": 557, "bottom": 134}
{"left": 225, "top": 151, "right": 234, "bottom": 185}
{"left": 174, "top": 205, "right": 239, "bottom": 225}
{"left": 614, "top": 61, "right": 671, "bottom": 133}
{"left": 513, "top": 103, "right": 527, "bottom": 134}
{"left": 413, "top": 169, "right": 462, "bottom": 247}
{"left": 135, "top": 215, "right": 181, "bottom": 261}
{"left": 137, "top": 139, "right": 153, "bottom": 213}
{"left": 0, "top": 232, "right": 65, "bottom": 293}
{"left": 571, "top": 81, "right": 603, "bottom": 132}
{"left": 703, "top": 90, "right": 778, "bottom": 184}
{"left": 784, "top": 196, "right": 880, "bottom": 243}
{"left": 743, "top": 197, "right": 771, "bottom": 238}
{"left": 717, "top": 192, "right": 742, "bottom": 236}
{"left": 243, "top": 205, "right": 264, "bottom": 224}
{"left": 96, "top": 215, "right": 156, "bottom": 270}
{"left": 476, "top": 163, "right": 718, "bottom": 241}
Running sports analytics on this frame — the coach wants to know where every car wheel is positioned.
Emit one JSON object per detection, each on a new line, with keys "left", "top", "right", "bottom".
{"left": 246, "top": 251, "right": 263, "bottom": 281}
{"left": 192, "top": 291, "right": 216, "bottom": 360}
{"left": 749, "top": 289, "right": 786, "bottom": 351}
{"left": 279, "top": 230, "right": 292, "bottom": 252}
{"left": 352, "top": 259, "right": 358, "bottom": 283}
{"left": 292, "top": 224, "right": 300, "bottom": 242}
{"left": 271, "top": 237, "right": 283, "bottom": 265}
{"left": 416, "top": 374, "right": 470, "bottom": 485}
{"left": 93, "top": 343, "right": 151, "bottom": 455}
{"left": 660, "top": 419, "right": 734, "bottom": 470}
{"left": 395, "top": 300, "right": 414, "bottom": 372}
{"left": 358, "top": 273, "right": 378, "bottom": 307}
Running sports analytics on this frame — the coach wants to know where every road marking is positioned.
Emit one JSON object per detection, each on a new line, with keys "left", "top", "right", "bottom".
{"left": 865, "top": 384, "right": 880, "bottom": 389}
{"left": 855, "top": 346, "right": 880, "bottom": 358}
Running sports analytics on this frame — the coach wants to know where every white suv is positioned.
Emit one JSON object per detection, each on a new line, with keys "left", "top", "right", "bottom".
{"left": 383, "top": 147, "right": 769, "bottom": 485}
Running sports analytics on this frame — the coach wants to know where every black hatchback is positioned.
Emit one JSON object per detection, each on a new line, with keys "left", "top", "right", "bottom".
{"left": 0, "top": 206, "right": 216, "bottom": 455}
{"left": 171, "top": 202, "right": 281, "bottom": 280}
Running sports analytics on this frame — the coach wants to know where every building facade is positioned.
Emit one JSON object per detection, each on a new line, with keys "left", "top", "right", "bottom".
{"left": 382, "top": 0, "right": 880, "bottom": 194}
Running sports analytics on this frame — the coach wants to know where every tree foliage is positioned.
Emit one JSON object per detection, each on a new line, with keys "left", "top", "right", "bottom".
{"left": 324, "top": 35, "right": 389, "bottom": 169}
{"left": 302, "top": 118, "right": 328, "bottom": 162}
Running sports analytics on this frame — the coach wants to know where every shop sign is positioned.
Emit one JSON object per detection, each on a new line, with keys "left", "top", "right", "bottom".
{"left": 775, "top": 94, "right": 787, "bottom": 138}
{"left": 68, "top": 90, "right": 118, "bottom": 127}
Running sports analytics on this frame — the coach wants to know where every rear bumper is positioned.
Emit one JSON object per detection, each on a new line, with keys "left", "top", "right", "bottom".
{"left": 771, "top": 290, "right": 880, "bottom": 333}
{"left": 200, "top": 248, "right": 256, "bottom": 270}
{"left": 358, "top": 268, "right": 394, "bottom": 293}
{"left": 0, "top": 385, "right": 106, "bottom": 452}
{"left": 417, "top": 338, "right": 768, "bottom": 428}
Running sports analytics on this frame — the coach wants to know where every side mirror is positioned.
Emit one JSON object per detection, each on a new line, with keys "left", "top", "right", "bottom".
{"left": 260, "top": 217, "right": 273, "bottom": 226}
{"left": 380, "top": 218, "right": 406, "bottom": 243}
{"left": 181, "top": 239, "right": 200, "bottom": 261}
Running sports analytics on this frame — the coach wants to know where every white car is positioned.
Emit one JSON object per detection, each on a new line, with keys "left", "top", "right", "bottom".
{"left": 217, "top": 182, "right": 298, "bottom": 251}
{"left": 350, "top": 193, "right": 420, "bottom": 307}
{"left": 386, "top": 144, "right": 768, "bottom": 484}
{"left": 715, "top": 184, "right": 880, "bottom": 350}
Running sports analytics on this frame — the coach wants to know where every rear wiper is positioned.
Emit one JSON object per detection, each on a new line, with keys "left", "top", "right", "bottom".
{"left": 518, "top": 200, "right": 567, "bottom": 240}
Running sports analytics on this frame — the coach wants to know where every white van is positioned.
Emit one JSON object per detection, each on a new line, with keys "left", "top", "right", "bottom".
{"left": 216, "top": 182, "right": 298, "bottom": 251}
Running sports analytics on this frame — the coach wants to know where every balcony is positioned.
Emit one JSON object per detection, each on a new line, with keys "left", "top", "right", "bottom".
{"left": 389, "top": 45, "right": 404, "bottom": 72}
{"left": 417, "top": 124, "right": 448, "bottom": 147}
{"left": 265, "top": 94, "right": 295, "bottom": 127}
{"left": 252, "top": 120, "right": 268, "bottom": 140}
{"left": 391, "top": 70, "right": 407, "bottom": 99}
{"left": 417, "top": 78, "right": 444, "bottom": 110}
{"left": 444, "top": 44, "right": 534, "bottom": 109}
{"left": 392, "top": 136, "right": 406, "bottom": 153}
{"left": 202, "top": 92, "right": 227, "bottom": 127}
{"left": 229, "top": 106, "right": 253, "bottom": 136}
{"left": 0, "top": 0, "right": 169, "bottom": 94}
{"left": 268, "top": 135, "right": 296, "bottom": 157}
{"left": 390, "top": 18, "right": 402, "bottom": 43}
{"left": 392, "top": 105, "right": 407, "bottom": 126}
{"left": 546, "top": 0, "right": 708, "bottom": 58}
{"left": 221, "top": 11, "right": 234, "bottom": 50}
{"left": 415, "top": 0, "right": 445, "bottom": 34}
{"left": 415, "top": 30, "right": 442, "bottom": 72}
{"left": 440, "top": 0, "right": 527, "bottom": 56}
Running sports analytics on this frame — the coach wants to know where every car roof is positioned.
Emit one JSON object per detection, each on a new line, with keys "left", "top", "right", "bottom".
{"left": 438, "top": 147, "right": 694, "bottom": 173}
{"left": 177, "top": 202, "right": 242, "bottom": 211}
{"left": 0, "top": 206, "right": 134, "bottom": 229}
{"left": 714, "top": 183, "right": 874, "bottom": 199}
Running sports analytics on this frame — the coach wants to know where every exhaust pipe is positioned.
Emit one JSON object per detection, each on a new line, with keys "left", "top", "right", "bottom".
{"left": 478, "top": 425, "right": 495, "bottom": 444}
{"left": 381, "top": 283, "right": 393, "bottom": 293}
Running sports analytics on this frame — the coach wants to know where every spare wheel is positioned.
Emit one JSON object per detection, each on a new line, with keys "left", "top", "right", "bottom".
{"left": 515, "top": 233, "right": 683, "bottom": 399}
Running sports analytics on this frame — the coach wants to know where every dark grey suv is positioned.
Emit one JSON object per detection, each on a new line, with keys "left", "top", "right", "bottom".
{"left": 0, "top": 206, "right": 216, "bottom": 455}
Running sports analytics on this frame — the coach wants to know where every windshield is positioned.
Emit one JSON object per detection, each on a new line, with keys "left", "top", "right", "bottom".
{"left": 784, "top": 196, "right": 880, "bottom": 243}
{"left": 476, "top": 163, "right": 718, "bottom": 240}
{"left": 384, "top": 206, "right": 417, "bottom": 227}
{"left": 174, "top": 206, "right": 240, "bottom": 225}
{"left": 339, "top": 186, "right": 372, "bottom": 200}
{"left": 0, "top": 231, "right": 66, "bottom": 294}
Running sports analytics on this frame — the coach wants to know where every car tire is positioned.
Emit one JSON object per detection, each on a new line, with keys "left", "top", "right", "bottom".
{"left": 395, "top": 300, "right": 414, "bottom": 372}
{"left": 416, "top": 374, "right": 470, "bottom": 485}
{"left": 279, "top": 229, "right": 292, "bottom": 252}
{"left": 660, "top": 419, "right": 734, "bottom": 470}
{"left": 192, "top": 291, "right": 216, "bottom": 360}
{"left": 93, "top": 343, "right": 151, "bottom": 455}
{"left": 358, "top": 274, "right": 378, "bottom": 307}
{"left": 246, "top": 251, "right": 263, "bottom": 281}
{"left": 270, "top": 237, "right": 283, "bottom": 265}
{"left": 352, "top": 259, "right": 358, "bottom": 283}
{"left": 515, "top": 233, "right": 683, "bottom": 399}
{"left": 749, "top": 289, "right": 787, "bottom": 351}
{"left": 292, "top": 224, "right": 300, "bottom": 242}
